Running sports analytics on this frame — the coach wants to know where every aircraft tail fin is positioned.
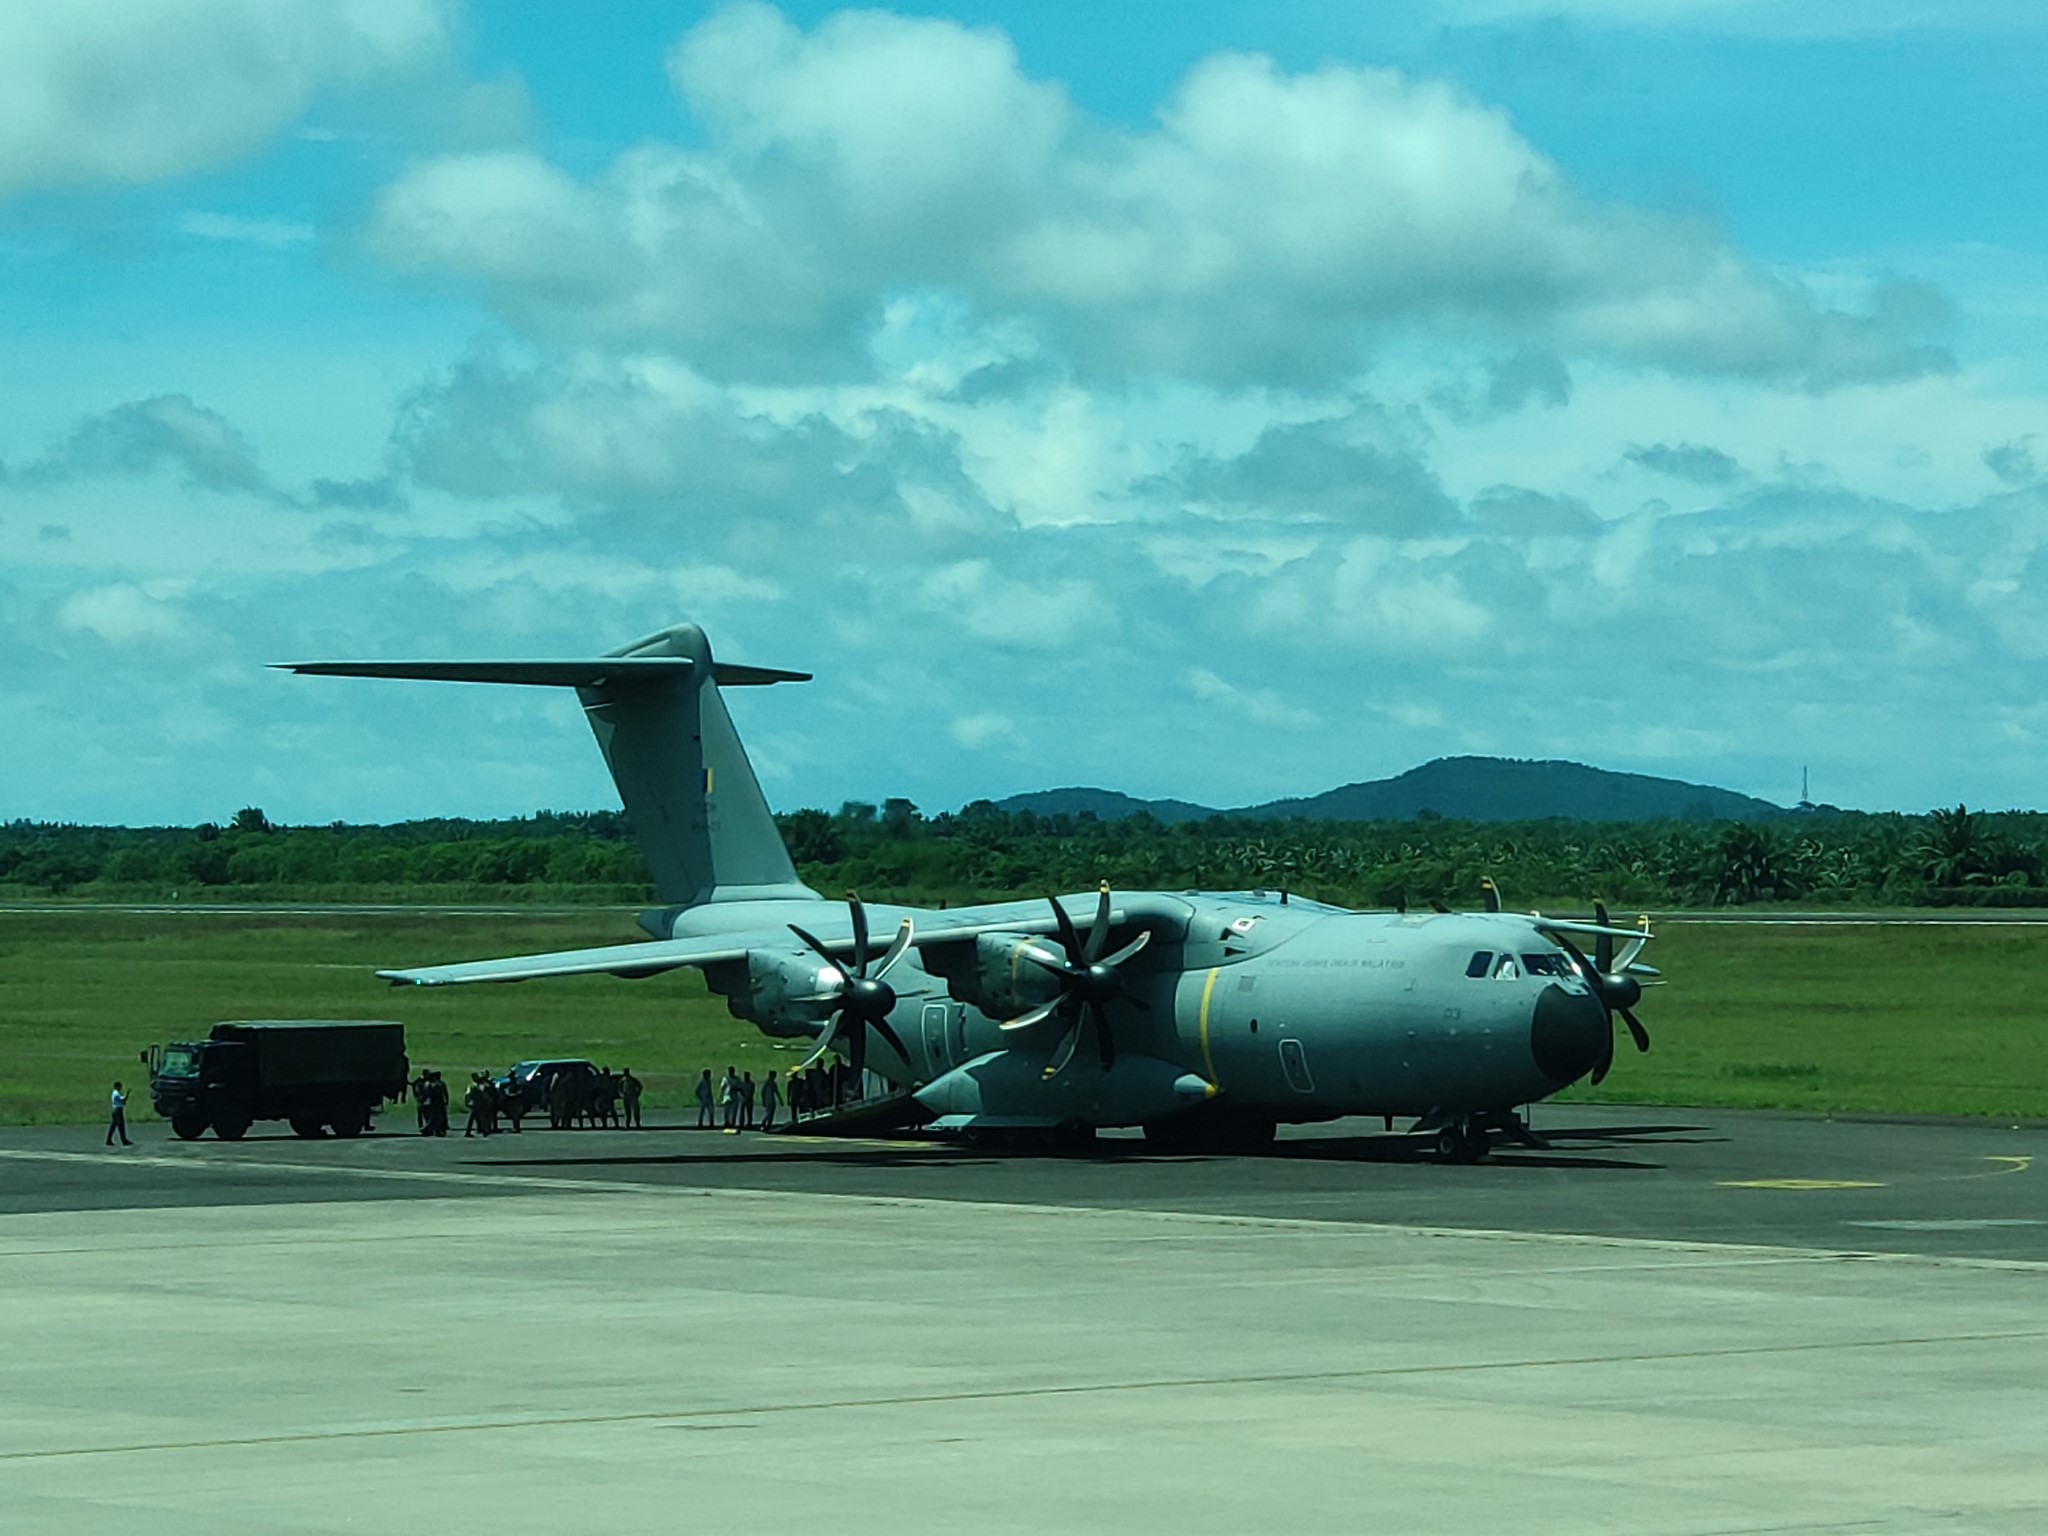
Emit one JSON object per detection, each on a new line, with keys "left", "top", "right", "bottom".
{"left": 281, "top": 622, "right": 819, "bottom": 908}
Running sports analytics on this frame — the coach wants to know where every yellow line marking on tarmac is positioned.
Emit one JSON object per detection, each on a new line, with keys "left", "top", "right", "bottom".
{"left": 1981, "top": 1156, "right": 2033, "bottom": 1176}
{"left": 1718, "top": 1179, "right": 1887, "bottom": 1190}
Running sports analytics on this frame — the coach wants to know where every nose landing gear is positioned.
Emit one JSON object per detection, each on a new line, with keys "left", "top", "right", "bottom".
{"left": 1431, "top": 1109, "right": 1548, "bottom": 1163}
{"left": 1434, "top": 1118, "right": 1491, "bottom": 1163}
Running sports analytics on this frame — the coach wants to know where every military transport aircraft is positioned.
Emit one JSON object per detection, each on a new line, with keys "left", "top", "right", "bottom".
{"left": 283, "top": 622, "right": 1657, "bottom": 1160}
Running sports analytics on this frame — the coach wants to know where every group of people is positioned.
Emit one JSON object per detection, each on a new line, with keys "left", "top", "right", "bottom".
{"left": 409, "top": 1066, "right": 644, "bottom": 1137}
{"left": 692, "top": 1060, "right": 863, "bottom": 1131}
{"left": 396, "top": 1058, "right": 867, "bottom": 1137}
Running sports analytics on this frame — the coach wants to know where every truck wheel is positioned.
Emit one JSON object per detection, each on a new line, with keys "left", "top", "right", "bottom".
{"left": 289, "top": 1114, "right": 325, "bottom": 1139}
{"left": 328, "top": 1107, "right": 368, "bottom": 1139}
{"left": 170, "top": 1112, "right": 208, "bottom": 1141}
{"left": 212, "top": 1112, "right": 252, "bottom": 1141}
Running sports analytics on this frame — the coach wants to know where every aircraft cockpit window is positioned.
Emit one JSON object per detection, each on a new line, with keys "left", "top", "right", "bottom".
{"left": 1491, "top": 954, "right": 1522, "bottom": 980}
{"left": 1465, "top": 951, "right": 1493, "bottom": 978}
{"left": 1521, "top": 953, "right": 1570, "bottom": 977}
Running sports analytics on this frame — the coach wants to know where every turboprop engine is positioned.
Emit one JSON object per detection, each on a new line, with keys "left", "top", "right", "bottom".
{"left": 921, "top": 930, "right": 1066, "bottom": 1020}
{"left": 700, "top": 948, "right": 845, "bottom": 1038}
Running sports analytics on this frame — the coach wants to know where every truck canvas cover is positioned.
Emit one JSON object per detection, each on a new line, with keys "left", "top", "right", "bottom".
{"left": 207, "top": 1021, "right": 407, "bottom": 1088}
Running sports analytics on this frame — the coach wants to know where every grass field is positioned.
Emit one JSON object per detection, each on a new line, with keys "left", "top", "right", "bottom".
{"left": 2, "top": 909, "right": 2044, "bottom": 1126}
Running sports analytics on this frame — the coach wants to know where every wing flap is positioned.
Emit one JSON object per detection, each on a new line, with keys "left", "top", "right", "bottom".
{"left": 378, "top": 936, "right": 749, "bottom": 987}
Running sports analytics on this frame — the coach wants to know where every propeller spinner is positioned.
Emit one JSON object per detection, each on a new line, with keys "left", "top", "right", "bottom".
{"left": 788, "top": 893, "right": 913, "bottom": 1079}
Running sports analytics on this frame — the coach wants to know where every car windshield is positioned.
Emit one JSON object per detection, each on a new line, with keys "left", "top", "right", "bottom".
{"left": 157, "top": 1045, "right": 199, "bottom": 1076}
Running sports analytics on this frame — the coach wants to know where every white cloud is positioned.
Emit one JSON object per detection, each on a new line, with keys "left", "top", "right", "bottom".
{"left": 176, "top": 212, "right": 316, "bottom": 249}
{"left": 0, "top": 0, "right": 458, "bottom": 200}
{"left": 55, "top": 582, "right": 201, "bottom": 647}
{"left": 949, "top": 711, "right": 1018, "bottom": 750}
{"left": 1186, "top": 668, "right": 1319, "bottom": 729}
{"left": 367, "top": 4, "right": 1947, "bottom": 392}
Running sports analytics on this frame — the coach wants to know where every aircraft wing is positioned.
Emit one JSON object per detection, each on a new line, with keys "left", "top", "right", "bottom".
{"left": 377, "top": 937, "right": 751, "bottom": 987}
{"left": 375, "top": 892, "right": 1198, "bottom": 987}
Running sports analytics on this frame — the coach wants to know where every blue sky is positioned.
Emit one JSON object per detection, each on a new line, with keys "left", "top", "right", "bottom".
{"left": 3, "top": 0, "right": 2045, "bottom": 825}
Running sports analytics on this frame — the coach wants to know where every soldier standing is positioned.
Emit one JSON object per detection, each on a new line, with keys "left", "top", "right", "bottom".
{"left": 739, "top": 1071, "right": 756, "bottom": 1130}
{"left": 425, "top": 1071, "right": 449, "bottom": 1136}
{"left": 463, "top": 1073, "right": 492, "bottom": 1137}
{"left": 411, "top": 1068, "right": 433, "bottom": 1134}
{"left": 720, "top": 1067, "right": 739, "bottom": 1129}
{"left": 760, "top": 1070, "right": 781, "bottom": 1132}
{"left": 695, "top": 1069, "right": 715, "bottom": 1128}
{"left": 621, "top": 1068, "right": 643, "bottom": 1129}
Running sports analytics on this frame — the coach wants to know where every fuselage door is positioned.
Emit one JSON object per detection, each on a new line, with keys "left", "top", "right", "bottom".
{"left": 1278, "top": 1037, "right": 1315, "bottom": 1094}
{"left": 922, "top": 1002, "right": 954, "bottom": 1076}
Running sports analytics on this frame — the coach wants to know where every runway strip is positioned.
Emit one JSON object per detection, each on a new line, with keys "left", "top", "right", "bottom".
{"left": 6, "top": 1143, "right": 2046, "bottom": 1272}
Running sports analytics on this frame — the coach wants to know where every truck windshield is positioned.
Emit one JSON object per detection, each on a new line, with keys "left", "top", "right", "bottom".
{"left": 157, "top": 1045, "right": 199, "bottom": 1076}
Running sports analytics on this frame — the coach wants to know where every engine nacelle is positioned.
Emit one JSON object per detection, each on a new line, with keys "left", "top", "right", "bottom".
{"left": 918, "top": 931, "right": 1064, "bottom": 1021}
{"left": 700, "top": 948, "right": 842, "bottom": 1038}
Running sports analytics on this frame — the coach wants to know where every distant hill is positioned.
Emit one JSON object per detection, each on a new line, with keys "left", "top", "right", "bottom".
{"left": 992, "top": 787, "right": 1216, "bottom": 824}
{"left": 994, "top": 756, "right": 1785, "bottom": 824}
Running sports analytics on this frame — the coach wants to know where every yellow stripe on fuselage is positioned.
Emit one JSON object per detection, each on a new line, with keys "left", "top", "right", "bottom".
{"left": 1197, "top": 966, "right": 1220, "bottom": 1090}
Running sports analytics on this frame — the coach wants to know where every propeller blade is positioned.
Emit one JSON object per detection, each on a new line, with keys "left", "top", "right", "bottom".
{"left": 871, "top": 1016, "right": 908, "bottom": 1060}
{"left": 1019, "top": 943, "right": 1078, "bottom": 978}
{"left": 847, "top": 893, "right": 869, "bottom": 974}
{"left": 1084, "top": 882, "right": 1112, "bottom": 962}
{"left": 1430, "top": 898, "right": 1451, "bottom": 914}
{"left": 1090, "top": 1000, "right": 1116, "bottom": 1070}
{"left": 795, "top": 1020, "right": 841, "bottom": 1076}
{"left": 1621, "top": 1009, "right": 1651, "bottom": 1053}
{"left": 1482, "top": 877, "right": 1502, "bottom": 914}
{"left": 1043, "top": 1017, "right": 1083, "bottom": 1078}
{"left": 1097, "top": 929, "right": 1152, "bottom": 969}
{"left": 846, "top": 1020, "right": 867, "bottom": 1079}
{"left": 1589, "top": 1029, "right": 1615, "bottom": 1086}
{"left": 1001, "top": 998, "right": 1064, "bottom": 1031}
{"left": 788, "top": 923, "right": 842, "bottom": 974}
{"left": 1593, "top": 901, "right": 1614, "bottom": 974}
{"left": 1047, "top": 893, "right": 1085, "bottom": 964}
{"left": 872, "top": 917, "right": 916, "bottom": 981}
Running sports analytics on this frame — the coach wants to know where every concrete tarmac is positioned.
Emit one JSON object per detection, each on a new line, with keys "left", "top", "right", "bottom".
{"left": 2, "top": 1108, "right": 2044, "bottom": 1533}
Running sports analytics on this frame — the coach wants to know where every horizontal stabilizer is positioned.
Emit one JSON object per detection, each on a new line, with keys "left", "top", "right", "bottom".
{"left": 274, "top": 658, "right": 809, "bottom": 687}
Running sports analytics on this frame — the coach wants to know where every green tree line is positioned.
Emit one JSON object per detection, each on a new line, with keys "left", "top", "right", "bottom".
{"left": 2, "top": 800, "right": 2043, "bottom": 909}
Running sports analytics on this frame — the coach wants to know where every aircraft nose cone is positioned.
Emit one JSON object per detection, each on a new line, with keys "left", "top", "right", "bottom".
{"left": 1530, "top": 984, "right": 1608, "bottom": 1084}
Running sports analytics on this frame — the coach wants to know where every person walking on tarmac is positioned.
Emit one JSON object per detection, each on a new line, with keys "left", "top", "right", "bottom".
{"left": 739, "top": 1071, "right": 756, "bottom": 1130}
{"left": 106, "top": 1081, "right": 132, "bottom": 1146}
{"left": 620, "top": 1068, "right": 643, "bottom": 1129}
{"left": 695, "top": 1069, "right": 715, "bottom": 1128}
{"left": 720, "top": 1067, "right": 740, "bottom": 1130}
{"left": 760, "top": 1071, "right": 782, "bottom": 1132}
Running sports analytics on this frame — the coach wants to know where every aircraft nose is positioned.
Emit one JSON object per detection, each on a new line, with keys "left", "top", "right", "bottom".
{"left": 1529, "top": 983, "right": 1608, "bottom": 1084}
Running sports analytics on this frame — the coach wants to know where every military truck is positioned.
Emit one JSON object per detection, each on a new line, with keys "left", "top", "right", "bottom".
{"left": 143, "top": 1020, "right": 408, "bottom": 1141}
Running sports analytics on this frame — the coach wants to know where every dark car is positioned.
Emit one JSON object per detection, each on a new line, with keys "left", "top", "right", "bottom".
{"left": 495, "top": 1058, "right": 599, "bottom": 1118}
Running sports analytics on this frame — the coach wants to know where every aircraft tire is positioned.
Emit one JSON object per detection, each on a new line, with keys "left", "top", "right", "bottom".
{"left": 170, "top": 1112, "right": 208, "bottom": 1141}
{"left": 1434, "top": 1122, "right": 1489, "bottom": 1164}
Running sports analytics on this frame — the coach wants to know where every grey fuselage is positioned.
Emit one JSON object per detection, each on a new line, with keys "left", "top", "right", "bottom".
{"left": 670, "top": 890, "right": 1607, "bottom": 1127}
